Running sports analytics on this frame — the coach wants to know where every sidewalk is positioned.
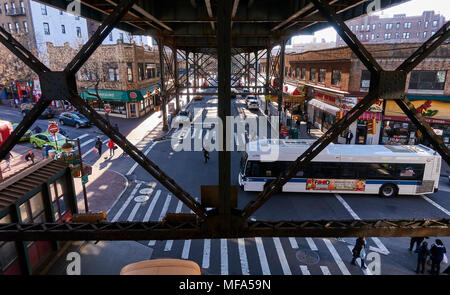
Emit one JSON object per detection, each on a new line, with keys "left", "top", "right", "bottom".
{"left": 0, "top": 145, "right": 44, "bottom": 181}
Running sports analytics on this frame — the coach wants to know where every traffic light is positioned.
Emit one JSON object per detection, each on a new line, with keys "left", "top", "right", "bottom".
{"left": 335, "top": 110, "right": 343, "bottom": 120}
{"left": 367, "top": 118, "right": 376, "bottom": 134}
{"left": 147, "top": 90, "right": 151, "bottom": 98}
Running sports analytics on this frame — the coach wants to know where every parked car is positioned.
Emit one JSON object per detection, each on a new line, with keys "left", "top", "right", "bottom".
{"left": 30, "top": 132, "right": 67, "bottom": 150}
{"left": 173, "top": 109, "right": 193, "bottom": 126}
{"left": 59, "top": 112, "right": 91, "bottom": 128}
{"left": 247, "top": 96, "right": 260, "bottom": 110}
{"left": 12, "top": 123, "right": 32, "bottom": 142}
{"left": 21, "top": 103, "right": 56, "bottom": 119}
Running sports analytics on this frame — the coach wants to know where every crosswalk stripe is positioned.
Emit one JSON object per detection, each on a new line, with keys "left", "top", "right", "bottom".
{"left": 288, "top": 237, "right": 299, "bottom": 249}
{"left": 127, "top": 203, "right": 141, "bottom": 222}
{"left": 300, "top": 265, "right": 310, "bottom": 275}
{"left": 126, "top": 142, "right": 156, "bottom": 175}
{"left": 347, "top": 246, "right": 372, "bottom": 275}
{"left": 273, "top": 237, "right": 291, "bottom": 275}
{"left": 323, "top": 238, "right": 351, "bottom": 275}
{"left": 80, "top": 138, "right": 95, "bottom": 148}
{"left": 142, "top": 190, "right": 161, "bottom": 221}
{"left": 148, "top": 194, "right": 171, "bottom": 246}
{"left": 306, "top": 237, "right": 318, "bottom": 251}
{"left": 164, "top": 200, "right": 184, "bottom": 252}
{"left": 181, "top": 239, "right": 192, "bottom": 259}
{"left": 221, "top": 239, "right": 228, "bottom": 275}
{"left": 202, "top": 239, "right": 211, "bottom": 269}
{"left": 76, "top": 134, "right": 89, "bottom": 140}
{"left": 111, "top": 183, "right": 142, "bottom": 222}
{"left": 237, "top": 238, "right": 249, "bottom": 275}
{"left": 320, "top": 266, "right": 331, "bottom": 275}
{"left": 255, "top": 237, "right": 271, "bottom": 275}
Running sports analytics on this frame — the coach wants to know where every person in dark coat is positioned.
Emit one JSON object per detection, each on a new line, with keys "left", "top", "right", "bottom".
{"left": 346, "top": 130, "right": 353, "bottom": 144}
{"left": 94, "top": 137, "right": 103, "bottom": 158}
{"left": 351, "top": 237, "right": 367, "bottom": 269}
{"left": 203, "top": 147, "right": 210, "bottom": 164}
{"left": 409, "top": 237, "right": 425, "bottom": 252}
{"left": 430, "top": 239, "right": 447, "bottom": 275}
{"left": 306, "top": 120, "right": 312, "bottom": 135}
{"left": 33, "top": 124, "right": 42, "bottom": 134}
{"left": 24, "top": 150, "right": 35, "bottom": 164}
{"left": 415, "top": 241, "right": 430, "bottom": 274}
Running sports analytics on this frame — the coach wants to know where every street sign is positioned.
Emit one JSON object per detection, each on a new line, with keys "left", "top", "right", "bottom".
{"left": 82, "top": 174, "right": 88, "bottom": 185}
{"left": 104, "top": 104, "right": 111, "bottom": 114}
{"left": 48, "top": 123, "right": 59, "bottom": 134}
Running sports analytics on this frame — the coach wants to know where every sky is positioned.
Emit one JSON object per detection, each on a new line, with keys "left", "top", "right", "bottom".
{"left": 291, "top": 0, "right": 450, "bottom": 44}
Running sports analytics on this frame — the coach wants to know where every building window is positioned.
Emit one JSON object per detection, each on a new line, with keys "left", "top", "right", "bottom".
{"left": 41, "top": 4, "right": 47, "bottom": 15}
{"left": 371, "top": 33, "right": 375, "bottom": 40}
{"left": 0, "top": 215, "right": 18, "bottom": 271}
{"left": 366, "top": 24, "right": 370, "bottom": 31}
{"left": 355, "top": 25, "right": 359, "bottom": 32}
{"left": 14, "top": 22, "right": 19, "bottom": 33}
{"left": 49, "top": 179, "right": 70, "bottom": 220}
{"left": 310, "top": 68, "right": 316, "bottom": 82}
{"left": 108, "top": 68, "right": 119, "bottom": 81}
{"left": 4, "top": 3, "right": 8, "bottom": 14}
{"left": 378, "top": 23, "right": 381, "bottom": 28}
{"left": 360, "top": 70, "right": 371, "bottom": 88}
{"left": 61, "top": 25, "right": 66, "bottom": 34}
{"left": 145, "top": 63, "right": 154, "bottom": 79}
{"left": 295, "top": 67, "right": 300, "bottom": 78}
{"left": 318, "top": 69, "right": 326, "bottom": 83}
{"left": 119, "top": 33, "right": 124, "bottom": 41}
{"left": 395, "top": 32, "right": 399, "bottom": 39}
{"left": 366, "top": 34, "right": 369, "bottom": 40}
{"left": 8, "top": 23, "right": 12, "bottom": 33}
{"left": 431, "top": 31, "right": 435, "bottom": 36}
{"left": 425, "top": 21, "right": 428, "bottom": 28}
{"left": 0, "top": 4, "right": 2, "bottom": 14}
{"left": 350, "top": 25, "right": 353, "bottom": 31}
{"left": 138, "top": 63, "right": 145, "bottom": 81}
{"left": 432, "top": 20, "right": 438, "bottom": 27}
{"left": 402, "top": 32, "right": 410, "bottom": 39}
{"left": 409, "top": 70, "right": 446, "bottom": 90}
{"left": 404, "top": 22, "right": 411, "bottom": 29}
{"left": 360, "top": 34, "right": 363, "bottom": 40}
{"left": 43, "top": 22, "right": 50, "bottom": 35}
{"left": 331, "top": 70, "right": 341, "bottom": 86}
{"left": 384, "top": 33, "right": 391, "bottom": 40}
{"left": 76, "top": 27, "right": 81, "bottom": 37}
{"left": 109, "top": 33, "right": 113, "bottom": 41}
{"left": 300, "top": 68, "right": 306, "bottom": 80}
{"left": 23, "top": 21, "right": 28, "bottom": 33}
{"left": 385, "top": 23, "right": 392, "bottom": 30}
{"left": 127, "top": 63, "right": 133, "bottom": 82}
{"left": 423, "top": 31, "right": 427, "bottom": 38}
{"left": 372, "top": 24, "right": 376, "bottom": 31}
{"left": 376, "top": 34, "right": 379, "bottom": 38}
{"left": 396, "top": 22, "right": 400, "bottom": 29}
{"left": 19, "top": 1, "right": 24, "bottom": 13}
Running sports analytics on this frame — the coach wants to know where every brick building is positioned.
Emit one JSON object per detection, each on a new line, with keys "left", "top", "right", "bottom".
{"left": 47, "top": 40, "right": 161, "bottom": 118}
{"left": 336, "top": 11, "right": 446, "bottom": 46}
{"left": 260, "top": 43, "right": 450, "bottom": 147}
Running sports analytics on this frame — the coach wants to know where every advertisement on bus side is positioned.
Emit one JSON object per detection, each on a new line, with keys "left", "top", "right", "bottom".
{"left": 306, "top": 179, "right": 366, "bottom": 191}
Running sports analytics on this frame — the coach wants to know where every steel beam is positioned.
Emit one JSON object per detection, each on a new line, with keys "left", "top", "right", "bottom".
{"left": 158, "top": 40, "right": 169, "bottom": 131}
{"left": 278, "top": 41, "right": 286, "bottom": 133}
{"left": 1, "top": 218, "right": 449, "bottom": 241}
{"left": 174, "top": 48, "right": 180, "bottom": 112}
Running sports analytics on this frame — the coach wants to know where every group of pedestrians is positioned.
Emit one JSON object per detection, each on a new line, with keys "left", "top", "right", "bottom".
{"left": 94, "top": 137, "right": 117, "bottom": 159}
{"left": 410, "top": 237, "right": 448, "bottom": 275}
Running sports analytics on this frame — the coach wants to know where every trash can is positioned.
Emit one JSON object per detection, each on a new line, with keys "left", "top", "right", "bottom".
{"left": 291, "top": 128, "right": 298, "bottom": 139}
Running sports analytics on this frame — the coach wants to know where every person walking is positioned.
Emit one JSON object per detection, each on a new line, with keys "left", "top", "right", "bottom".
{"left": 4, "top": 151, "right": 13, "bottom": 171}
{"left": 430, "top": 239, "right": 447, "bottom": 275}
{"left": 24, "top": 150, "right": 35, "bottom": 164}
{"left": 203, "top": 147, "right": 210, "bottom": 164}
{"left": 409, "top": 237, "right": 425, "bottom": 252}
{"left": 345, "top": 130, "right": 353, "bottom": 144}
{"left": 351, "top": 237, "right": 367, "bottom": 269}
{"left": 107, "top": 139, "right": 115, "bottom": 157}
{"left": 306, "top": 120, "right": 312, "bottom": 135}
{"left": 41, "top": 144, "right": 49, "bottom": 159}
{"left": 415, "top": 241, "right": 430, "bottom": 274}
{"left": 33, "top": 124, "right": 42, "bottom": 134}
{"left": 94, "top": 137, "right": 103, "bottom": 158}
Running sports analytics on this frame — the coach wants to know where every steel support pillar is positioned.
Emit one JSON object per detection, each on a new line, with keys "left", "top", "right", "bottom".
{"left": 265, "top": 46, "right": 271, "bottom": 114}
{"left": 215, "top": 0, "right": 232, "bottom": 232}
{"left": 174, "top": 48, "right": 180, "bottom": 112}
{"left": 278, "top": 41, "right": 286, "bottom": 134}
{"left": 186, "top": 50, "right": 190, "bottom": 103}
{"left": 158, "top": 40, "right": 169, "bottom": 131}
{"left": 254, "top": 51, "right": 258, "bottom": 93}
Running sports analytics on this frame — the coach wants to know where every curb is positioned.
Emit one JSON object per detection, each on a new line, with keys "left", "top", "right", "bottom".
{"left": 105, "top": 169, "right": 130, "bottom": 215}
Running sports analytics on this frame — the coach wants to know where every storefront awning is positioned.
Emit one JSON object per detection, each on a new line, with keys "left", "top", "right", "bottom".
{"left": 308, "top": 98, "right": 340, "bottom": 115}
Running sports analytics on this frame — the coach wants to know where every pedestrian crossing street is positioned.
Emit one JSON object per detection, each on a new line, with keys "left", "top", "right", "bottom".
{"left": 107, "top": 181, "right": 384, "bottom": 275}
{"left": 72, "top": 133, "right": 120, "bottom": 161}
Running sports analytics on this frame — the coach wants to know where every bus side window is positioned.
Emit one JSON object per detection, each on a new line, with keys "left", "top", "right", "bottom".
{"left": 396, "top": 164, "right": 424, "bottom": 180}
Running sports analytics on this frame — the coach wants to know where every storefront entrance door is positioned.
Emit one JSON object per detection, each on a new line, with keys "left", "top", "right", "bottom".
{"left": 356, "top": 124, "right": 367, "bottom": 144}
{"left": 129, "top": 103, "right": 137, "bottom": 118}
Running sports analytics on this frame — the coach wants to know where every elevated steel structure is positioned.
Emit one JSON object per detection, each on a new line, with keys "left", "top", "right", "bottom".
{"left": 0, "top": 0, "right": 449, "bottom": 243}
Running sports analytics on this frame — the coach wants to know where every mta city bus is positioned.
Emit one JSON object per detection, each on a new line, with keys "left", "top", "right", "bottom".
{"left": 238, "top": 139, "right": 441, "bottom": 197}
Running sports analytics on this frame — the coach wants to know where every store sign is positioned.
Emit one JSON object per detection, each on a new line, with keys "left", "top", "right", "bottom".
{"left": 306, "top": 179, "right": 366, "bottom": 191}
{"left": 432, "top": 128, "right": 443, "bottom": 136}
{"left": 385, "top": 100, "right": 448, "bottom": 121}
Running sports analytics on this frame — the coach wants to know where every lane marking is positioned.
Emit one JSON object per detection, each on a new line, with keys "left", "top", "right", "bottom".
{"left": 221, "top": 239, "right": 228, "bottom": 275}
{"left": 320, "top": 266, "right": 331, "bottom": 275}
{"left": 142, "top": 190, "right": 161, "bottom": 221}
{"left": 300, "top": 265, "right": 310, "bottom": 275}
{"left": 335, "top": 194, "right": 390, "bottom": 255}
{"left": 323, "top": 238, "right": 351, "bottom": 275}
{"left": 126, "top": 142, "right": 156, "bottom": 175}
{"left": 421, "top": 195, "right": 450, "bottom": 216}
{"left": 237, "top": 238, "right": 250, "bottom": 275}
{"left": 255, "top": 237, "right": 271, "bottom": 275}
{"left": 126, "top": 203, "right": 141, "bottom": 222}
{"left": 202, "top": 239, "right": 211, "bottom": 269}
{"left": 148, "top": 194, "right": 171, "bottom": 246}
{"left": 76, "top": 134, "right": 89, "bottom": 140}
{"left": 181, "top": 239, "right": 192, "bottom": 259}
{"left": 111, "top": 182, "right": 143, "bottom": 222}
{"left": 289, "top": 237, "right": 299, "bottom": 249}
{"left": 306, "top": 238, "right": 318, "bottom": 251}
{"left": 164, "top": 200, "right": 183, "bottom": 252}
{"left": 273, "top": 237, "right": 292, "bottom": 275}
{"left": 347, "top": 246, "right": 373, "bottom": 275}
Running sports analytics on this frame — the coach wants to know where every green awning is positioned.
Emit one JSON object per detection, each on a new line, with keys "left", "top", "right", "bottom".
{"left": 139, "top": 83, "right": 161, "bottom": 98}
{"left": 406, "top": 94, "right": 450, "bottom": 102}
{"left": 81, "top": 89, "right": 144, "bottom": 102}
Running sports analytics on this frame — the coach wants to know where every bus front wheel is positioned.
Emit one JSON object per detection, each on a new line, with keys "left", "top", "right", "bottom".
{"left": 379, "top": 183, "right": 398, "bottom": 198}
